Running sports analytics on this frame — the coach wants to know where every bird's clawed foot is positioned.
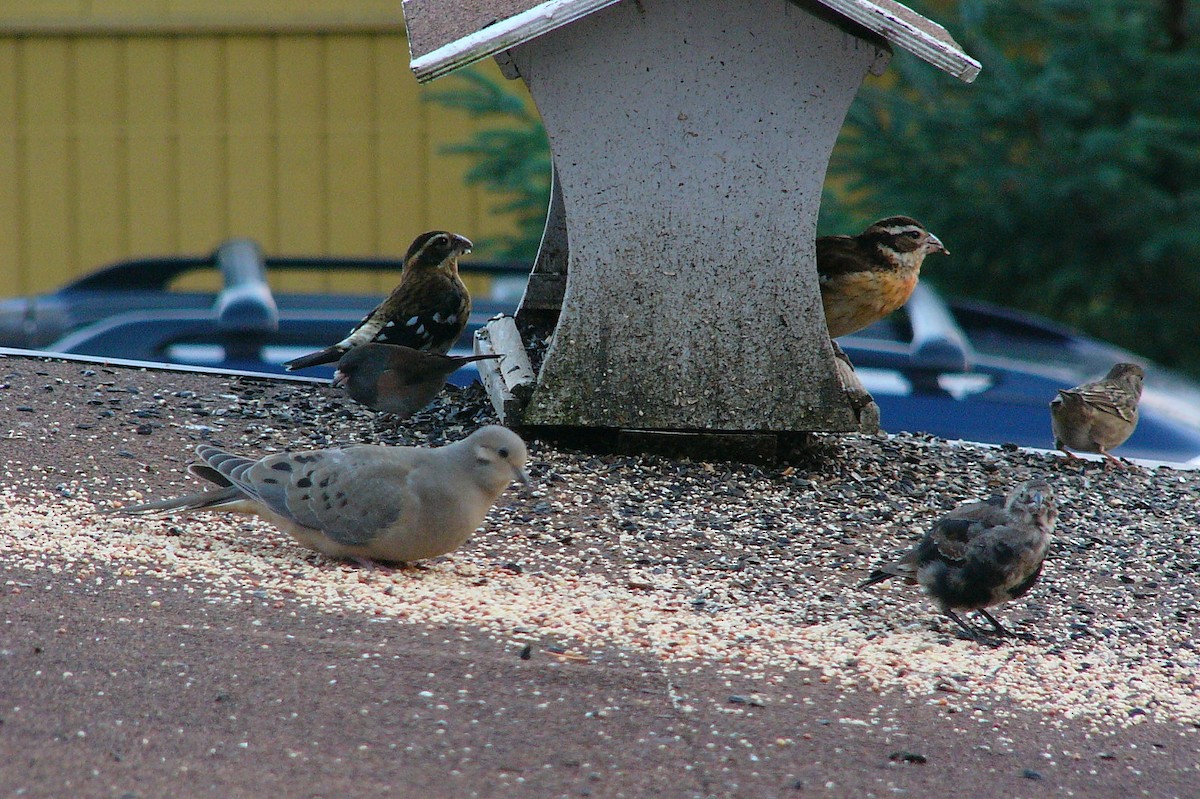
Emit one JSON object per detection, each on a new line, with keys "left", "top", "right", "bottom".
{"left": 975, "top": 608, "right": 1014, "bottom": 637}
{"left": 944, "top": 611, "right": 1003, "bottom": 647}
{"left": 1102, "top": 452, "right": 1129, "bottom": 470}
{"left": 348, "top": 556, "right": 425, "bottom": 574}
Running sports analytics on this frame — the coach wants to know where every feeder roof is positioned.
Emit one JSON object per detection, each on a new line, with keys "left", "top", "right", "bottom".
{"left": 403, "top": 0, "right": 981, "bottom": 84}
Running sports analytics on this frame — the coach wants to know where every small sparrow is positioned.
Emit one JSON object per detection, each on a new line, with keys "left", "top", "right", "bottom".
{"left": 1050, "top": 362, "right": 1144, "bottom": 467}
{"left": 859, "top": 479, "right": 1057, "bottom": 642}
{"left": 108, "top": 426, "right": 530, "bottom": 565}
{"left": 817, "top": 216, "right": 948, "bottom": 338}
{"left": 284, "top": 231, "right": 473, "bottom": 371}
{"left": 334, "top": 343, "right": 500, "bottom": 419}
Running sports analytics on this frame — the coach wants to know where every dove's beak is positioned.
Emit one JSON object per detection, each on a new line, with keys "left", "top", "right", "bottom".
{"left": 514, "top": 466, "right": 532, "bottom": 488}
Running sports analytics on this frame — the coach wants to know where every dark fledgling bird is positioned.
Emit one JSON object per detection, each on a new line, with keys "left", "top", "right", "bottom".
{"left": 284, "top": 231, "right": 473, "bottom": 371}
{"left": 859, "top": 479, "right": 1057, "bottom": 642}
{"left": 1050, "top": 362, "right": 1145, "bottom": 467}
{"left": 334, "top": 342, "right": 500, "bottom": 419}
{"left": 108, "top": 426, "right": 530, "bottom": 565}
{"left": 817, "top": 216, "right": 949, "bottom": 338}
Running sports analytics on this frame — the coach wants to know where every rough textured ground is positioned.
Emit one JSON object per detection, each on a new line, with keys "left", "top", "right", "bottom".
{"left": 1, "top": 353, "right": 1198, "bottom": 798}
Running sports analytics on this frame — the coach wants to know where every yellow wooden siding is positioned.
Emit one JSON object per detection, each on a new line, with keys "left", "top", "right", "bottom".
{"left": 0, "top": 1, "right": 404, "bottom": 33}
{"left": 0, "top": 32, "right": 532, "bottom": 296}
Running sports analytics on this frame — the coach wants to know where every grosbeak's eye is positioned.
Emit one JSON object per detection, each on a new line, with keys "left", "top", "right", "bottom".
{"left": 904, "top": 230, "right": 922, "bottom": 239}
{"left": 435, "top": 234, "right": 449, "bottom": 246}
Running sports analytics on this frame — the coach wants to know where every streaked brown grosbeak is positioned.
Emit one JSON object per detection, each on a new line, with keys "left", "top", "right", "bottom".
{"left": 285, "top": 231, "right": 473, "bottom": 371}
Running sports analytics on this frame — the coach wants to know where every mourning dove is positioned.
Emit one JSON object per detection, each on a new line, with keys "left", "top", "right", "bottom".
{"left": 1050, "top": 362, "right": 1144, "bottom": 467}
{"left": 284, "top": 231, "right": 473, "bottom": 371}
{"left": 859, "top": 479, "right": 1057, "bottom": 641}
{"left": 333, "top": 343, "right": 499, "bottom": 419}
{"left": 111, "top": 426, "right": 530, "bottom": 564}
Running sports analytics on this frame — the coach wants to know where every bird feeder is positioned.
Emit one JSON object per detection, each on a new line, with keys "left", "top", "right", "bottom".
{"left": 402, "top": 0, "right": 979, "bottom": 448}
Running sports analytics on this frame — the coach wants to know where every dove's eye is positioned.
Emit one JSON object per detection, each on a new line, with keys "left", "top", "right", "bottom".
{"left": 497, "top": 447, "right": 510, "bottom": 459}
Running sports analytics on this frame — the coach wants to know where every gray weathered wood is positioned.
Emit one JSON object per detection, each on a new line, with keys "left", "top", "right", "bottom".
{"left": 474, "top": 316, "right": 537, "bottom": 424}
{"left": 404, "top": 0, "right": 978, "bottom": 84}
{"left": 510, "top": 0, "right": 874, "bottom": 430}
{"left": 515, "top": 163, "right": 569, "bottom": 324}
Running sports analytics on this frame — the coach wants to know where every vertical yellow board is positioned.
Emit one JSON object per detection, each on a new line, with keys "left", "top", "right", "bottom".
{"left": 74, "top": 39, "right": 127, "bottom": 271}
{"left": 124, "top": 37, "right": 178, "bottom": 253}
{"left": 225, "top": 35, "right": 276, "bottom": 249}
{"left": 274, "top": 35, "right": 326, "bottom": 291}
{"left": 376, "top": 34, "right": 428, "bottom": 251}
{"left": 21, "top": 38, "right": 74, "bottom": 291}
{"left": 422, "top": 71, "right": 474, "bottom": 242}
{"left": 0, "top": 42, "right": 20, "bottom": 288}
{"left": 91, "top": 1, "right": 169, "bottom": 21}
{"left": 176, "top": 36, "right": 225, "bottom": 251}
{"left": 0, "top": 1, "right": 86, "bottom": 25}
{"left": 1, "top": 24, "right": 537, "bottom": 296}
{"left": 326, "top": 33, "right": 378, "bottom": 293}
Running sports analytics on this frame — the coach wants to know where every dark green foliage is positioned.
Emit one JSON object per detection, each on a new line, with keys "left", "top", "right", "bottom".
{"left": 822, "top": 0, "right": 1200, "bottom": 374}
{"left": 429, "top": 4, "right": 1200, "bottom": 374}
{"left": 425, "top": 69, "right": 552, "bottom": 261}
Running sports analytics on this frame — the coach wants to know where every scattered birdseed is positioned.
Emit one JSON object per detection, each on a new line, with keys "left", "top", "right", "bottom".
{"left": 1, "top": 357, "right": 1198, "bottom": 734}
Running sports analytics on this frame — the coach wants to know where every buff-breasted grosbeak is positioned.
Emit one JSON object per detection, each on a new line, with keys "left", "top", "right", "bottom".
{"left": 332, "top": 342, "right": 499, "bottom": 419}
{"left": 1050, "top": 362, "right": 1144, "bottom": 467}
{"left": 859, "top": 479, "right": 1057, "bottom": 642}
{"left": 284, "top": 231, "right": 473, "bottom": 371}
{"left": 817, "top": 216, "right": 948, "bottom": 338}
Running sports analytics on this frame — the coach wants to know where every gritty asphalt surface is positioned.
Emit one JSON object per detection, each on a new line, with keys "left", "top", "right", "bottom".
{"left": 1, "top": 353, "right": 1198, "bottom": 798}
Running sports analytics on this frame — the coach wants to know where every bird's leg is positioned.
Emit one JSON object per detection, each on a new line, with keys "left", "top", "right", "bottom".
{"left": 1055, "top": 441, "right": 1081, "bottom": 461}
{"left": 1101, "top": 451, "right": 1127, "bottom": 470}
{"left": 943, "top": 610, "right": 983, "bottom": 640}
{"left": 975, "top": 608, "right": 1011, "bottom": 636}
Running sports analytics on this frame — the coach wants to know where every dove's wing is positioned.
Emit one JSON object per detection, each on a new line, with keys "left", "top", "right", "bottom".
{"left": 209, "top": 446, "right": 421, "bottom": 547}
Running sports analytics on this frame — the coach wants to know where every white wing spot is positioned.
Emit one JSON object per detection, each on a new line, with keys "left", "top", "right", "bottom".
{"left": 384, "top": 320, "right": 396, "bottom": 328}
{"left": 406, "top": 316, "right": 420, "bottom": 327}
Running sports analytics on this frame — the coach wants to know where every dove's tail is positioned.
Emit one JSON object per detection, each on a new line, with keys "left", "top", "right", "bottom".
{"left": 101, "top": 485, "right": 246, "bottom": 516}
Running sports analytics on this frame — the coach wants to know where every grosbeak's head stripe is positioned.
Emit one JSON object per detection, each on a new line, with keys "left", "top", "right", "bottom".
{"left": 861, "top": 216, "right": 948, "bottom": 265}
{"left": 404, "top": 231, "right": 473, "bottom": 275}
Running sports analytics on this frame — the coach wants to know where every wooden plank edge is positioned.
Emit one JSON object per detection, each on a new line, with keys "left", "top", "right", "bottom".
{"left": 474, "top": 315, "right": 537, "bottom": 425}
{"left": 816, "top": 0, "right": 982, "bottom": 82}
{"left": 407, "top": 0, "right": 623, "bottom": 83}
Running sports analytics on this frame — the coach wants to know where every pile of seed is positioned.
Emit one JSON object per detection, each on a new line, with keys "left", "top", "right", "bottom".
{"left": 2, "top": 357, "right": 1198, "bottom": 732}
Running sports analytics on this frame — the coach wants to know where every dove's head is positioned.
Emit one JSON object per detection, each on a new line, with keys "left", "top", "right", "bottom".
{"left": 1006, "top": 479, "right": 1057, "bottom": 533}
{"left": 466, "top": 425, "right": 530, "bottom": 493}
